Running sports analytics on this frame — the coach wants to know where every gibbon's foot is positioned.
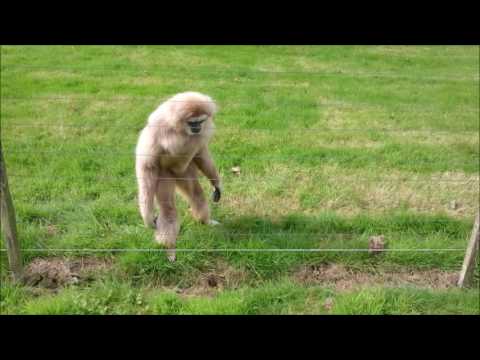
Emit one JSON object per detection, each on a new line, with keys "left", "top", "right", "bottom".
{"left": 212, "top": 186, "right": 221, "bottom": 202}
{"left": 166, "top": 250, "right": 176, "bottom": 262}
{"left": 208, "top": 219, "right": 221, "bottom": 226}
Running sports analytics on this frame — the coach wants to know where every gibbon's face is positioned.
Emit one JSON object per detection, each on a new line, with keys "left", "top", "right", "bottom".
{"left": 185, "top": 114, "right": 211, "bottom": 136}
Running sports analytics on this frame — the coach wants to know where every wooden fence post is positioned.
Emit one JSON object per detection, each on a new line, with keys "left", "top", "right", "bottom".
{"left": 457, "top": 212, "right": 479, "bottom": 288}
{"left": 0, "top": 142, "right": 23, "bottom": 282}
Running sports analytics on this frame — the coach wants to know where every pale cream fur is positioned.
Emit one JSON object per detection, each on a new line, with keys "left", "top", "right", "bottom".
{"left": 135, "top": 92, "right": 222, "bottom": 261}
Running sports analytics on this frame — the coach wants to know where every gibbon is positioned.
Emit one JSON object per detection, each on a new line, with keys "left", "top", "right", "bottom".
{"left": 135, "top": 92, "right": 222, "bottom": 261}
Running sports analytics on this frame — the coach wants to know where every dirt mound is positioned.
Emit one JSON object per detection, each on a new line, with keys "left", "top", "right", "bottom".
{"left": 23, "top": 257, "right": 112, "bottom": 289}
{"left": 174, "top": 262, "right": 248, "bottom": 297}
{"left": 294, "top": 264, "right": 459, "bottom": 291}
{"left": 21, "top": 256, "right": 460, "bottom": 294}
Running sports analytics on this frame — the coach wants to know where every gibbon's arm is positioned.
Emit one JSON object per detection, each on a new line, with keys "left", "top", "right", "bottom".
{"left": 194, "top": 146, "right": 222, "bottom": 202}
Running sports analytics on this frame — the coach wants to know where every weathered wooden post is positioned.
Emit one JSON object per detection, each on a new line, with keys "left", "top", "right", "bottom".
{"left": 457, "top": 212, "right": 479, "bottom": 288}
{"left": 0, "top": 142, "right": 23, "bottom": 282}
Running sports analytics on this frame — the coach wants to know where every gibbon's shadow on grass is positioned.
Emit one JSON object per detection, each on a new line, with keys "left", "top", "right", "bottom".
{"left": 182, "top": 212, "right": 471, "bottom": 248}
{"left": 120, "top": 212, "right": 470, "bottom": 282}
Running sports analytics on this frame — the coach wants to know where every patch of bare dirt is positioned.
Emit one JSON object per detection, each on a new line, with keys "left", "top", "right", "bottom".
{"left": 174, "top": 262, "right": 248, "bottom": 297}
{"left": 294, "top": 264, "right": 458, "bottom": 291}
{"left": 23, "top": 257, "right": 113, "bottom": 290}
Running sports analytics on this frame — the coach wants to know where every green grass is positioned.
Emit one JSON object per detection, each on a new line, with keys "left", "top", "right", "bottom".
{"left": 2, "top": 278, "right": 478, "bottom": 315}
{"left": 1, "top": 45, "right": 479, "bottom": 314}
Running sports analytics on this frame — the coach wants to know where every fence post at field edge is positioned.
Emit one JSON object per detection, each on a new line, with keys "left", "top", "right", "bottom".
{"left": 457, "top": 212, "right": 479, "bottom": 288}
{"left": 0, "top": 142, "right": 23, "bottom": 282}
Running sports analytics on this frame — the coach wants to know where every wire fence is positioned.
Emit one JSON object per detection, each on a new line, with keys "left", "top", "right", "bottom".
{"left": 4, "top": 227, "right": 472, "bottom": 252}
{"left": 5, "top": 175, "right": 480, "bottom": 188}
{"left": 4, "top": 145, "right": 479, "bottom": 154}
{"left": 2, "top": 64, "right": 479, "bottom": 81}
{"left": 2, "top": 124, "right": 478, "bottom": 134}
{"left": 0, "top": 248, "right": 467, "bottom": 253}
{"left": 10, "top": 231, "right": 467, "bottom": 238}
{"left": 2, "top": 97, "right": 479, "bottom": 118}
{"left": 1, "top": 63, "right": 479, "bottom": 258}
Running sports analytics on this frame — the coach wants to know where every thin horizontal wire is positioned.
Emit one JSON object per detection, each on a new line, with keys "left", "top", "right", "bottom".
{"left": 6, "top": 174, "right": 479, "bottom": 183}
{"left": 7, "top": 202, "right": 479, "bottom": 217}
{"left": 0, "top": 97, "right": 225, "bottom": 103}
{"left": 2, "top": 123, "right": 478, "bottom": 133}
{"left": 1, "top": 65, "right": 477, "bottom": 81}
{"left": 15, "top": 206, "right": 480, "bottom": 225}
{"left": 12, "top": 203, "right": 480, "bottom": 216}
{"left": 3, "top": 45, "right": 477, "bottom": 58}
{"left": 27, "top": 230, "right": 469, "bottom": 237}
{"left": 1, "top": 95, "right": 479, "bottom": 106}
{"left": 4, "top": 148, "right": 479, "bottom": 162}
{"left": 23, "top": 232, "right": 385, "bottom": 237}
{"left": 0, "top": 248, "right": 466, "bottom": 253}
{"left": 9, "top": 195, "right": 479, "bottom": 214}
{"left": 1, "top": 123, "right": 220, "bottom": 130}
{"left": 2, "top": 98, "right": 478, "bottom": 117}
{"left": 23, "top": 239, "right": 472, "bottom": 250}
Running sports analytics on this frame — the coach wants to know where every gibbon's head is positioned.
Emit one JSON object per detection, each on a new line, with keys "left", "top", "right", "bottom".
{"left": 167, "top": 92, "right": 218, "bottom": 137}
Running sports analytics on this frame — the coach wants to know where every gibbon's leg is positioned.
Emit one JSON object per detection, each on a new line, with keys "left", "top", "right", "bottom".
{"left": 155, "top": 175, "right": 179, "bottom": 261}
{"left": 193, "top": 146, "right": 222, "bottom": 202}
{"left": 136, "top": 163, "right": 158, "bottom": 229}
{"left": 176, "top": 164, "right": 219, "bottom": 225}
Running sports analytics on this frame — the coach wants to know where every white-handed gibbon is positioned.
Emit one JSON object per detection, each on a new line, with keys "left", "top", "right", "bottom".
{"left": 135, "top": 92, "right": 222, "bottom": 261}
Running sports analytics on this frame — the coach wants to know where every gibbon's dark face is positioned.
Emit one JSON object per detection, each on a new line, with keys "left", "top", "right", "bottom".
{"left": 186, "top": 114, "right": 209, "bottom": 136}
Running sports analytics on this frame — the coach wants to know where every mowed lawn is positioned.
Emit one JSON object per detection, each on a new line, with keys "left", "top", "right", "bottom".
{"left": 0, "top": 45, "right": 479, "bottom": 314}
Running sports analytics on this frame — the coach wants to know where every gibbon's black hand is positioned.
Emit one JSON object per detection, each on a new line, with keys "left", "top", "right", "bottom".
{"left": 212, "top": 187, "right": 221, "bottom": 202}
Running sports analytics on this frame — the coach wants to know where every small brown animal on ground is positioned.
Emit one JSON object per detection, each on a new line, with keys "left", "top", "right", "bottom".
{"left": 368, "top": 235, "right": 385, "bottom": 254}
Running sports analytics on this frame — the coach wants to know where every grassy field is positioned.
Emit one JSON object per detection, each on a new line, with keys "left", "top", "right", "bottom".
{"left": 0, "top": 45, "right": 479, "bottom": 315}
